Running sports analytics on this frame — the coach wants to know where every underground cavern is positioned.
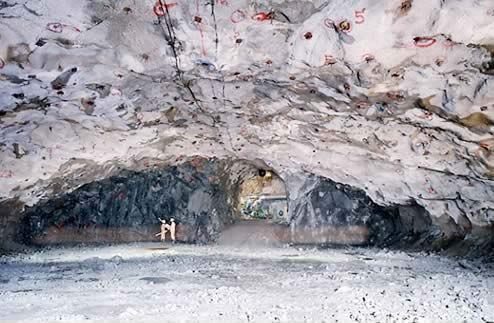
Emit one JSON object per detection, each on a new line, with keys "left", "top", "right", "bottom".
{"left": 1, "top": 0, "right": 494, "bottom": 322}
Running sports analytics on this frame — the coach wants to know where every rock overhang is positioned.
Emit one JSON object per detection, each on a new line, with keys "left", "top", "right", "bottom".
{"left": 1, "top": 0, "right": 494, "bottom": 253}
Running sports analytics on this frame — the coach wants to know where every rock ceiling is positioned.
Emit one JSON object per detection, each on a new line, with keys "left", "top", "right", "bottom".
{"left": 1, "top": 0, "right": 494, "bottom": 239}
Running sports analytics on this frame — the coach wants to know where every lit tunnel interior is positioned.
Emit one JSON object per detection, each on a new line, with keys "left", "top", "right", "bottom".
{"left": 2, "top": 0, "right": 494, "bottom": 320}
{"left": 14, "top": 157, "right": 454, "bottom": 252}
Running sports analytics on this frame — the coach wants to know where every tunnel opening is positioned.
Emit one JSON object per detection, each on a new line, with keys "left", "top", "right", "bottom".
{"left": 234, "top": 166, "right": 288, "bottom": 223}
{"left": 8, "top": 157, "right": 460, "bottom": 253}
{"left": 215, "top": 160, "right": 290, "bottom": 247}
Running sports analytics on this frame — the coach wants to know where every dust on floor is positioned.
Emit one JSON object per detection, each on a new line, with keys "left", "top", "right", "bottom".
{"left": 1, "top": 242, "right": 494, "bottom": 323}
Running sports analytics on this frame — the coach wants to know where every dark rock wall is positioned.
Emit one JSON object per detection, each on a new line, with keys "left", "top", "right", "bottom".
{"left": 0, "top": 199, "right": 26, "bottom": 251}
{"left": 4, "top": 159, "right": 492, "bottom": 256}
{"left": 286, "top": 174, "right": 440, "bottom": 248}
{"left": 20, "top": 158, "right": 234, "bottom": 245}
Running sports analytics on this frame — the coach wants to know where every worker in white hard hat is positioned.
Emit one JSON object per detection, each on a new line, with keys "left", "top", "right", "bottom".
{"left": 169, "top": 218, "right": 176, "bottom": 243}
{"left": 156, "top": 218, "right": 170, "bottom": 242}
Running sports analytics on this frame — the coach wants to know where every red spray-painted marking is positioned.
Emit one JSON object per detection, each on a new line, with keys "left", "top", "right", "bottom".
{"left": 196, "top": 0, "right": 207, "bottom": 56}
{"left": 324, "top": 18, "right": 352, "bottom": 33}
{"left": 216, "top": 0, "right": 230, "bottom": 6}
{"left": 324, "top": 18, "right": 335, "bottom": 29}
{"left": 153, "top": 1, "right": 177, "bottom": 16}
{"left": 46, "top": 22, "right": 81, "bottom": 33}
{"left": 46, "top": 22, "right": 63, "bottom": 33}
{"left": 110, "top": 88, "right": 122, "bottom": 96}
{"left": 0, "top": 171, "right": 13, "bottom": 179}
{"left": 302, "top": 32, "right": 313, "bottom": 40}
{"left": 338, "top": 20, "right": 352, "bottom": 33}
{"left": 480, "top": 142, "right": 492, "bottom": 149}
{"left": 354, "top": 9, "right": 365, "bottom": 24}
{"left": 231, "top": 9, "right": 246, "bottom": 23}
{"left": 487, "top": 8, "right": 494, "bottom": 16}
{"left": 414, "top": 37, "right": 436, "bottom": 48}
{"left": 252, "top": 12, "right": 270, "bottom": 21}
{"left": 0, "top": 57, "right": 5, "bottom": 69}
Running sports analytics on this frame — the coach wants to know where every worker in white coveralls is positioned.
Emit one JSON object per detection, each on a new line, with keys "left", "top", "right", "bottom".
{"left": 156, "top": 218, "right": 176, "bottom": 243}
{"left": 169, "top": 218, "right": 176, "bottom": 243}
{"left": 157, "top": 218, "right": 170, "bottom": 242}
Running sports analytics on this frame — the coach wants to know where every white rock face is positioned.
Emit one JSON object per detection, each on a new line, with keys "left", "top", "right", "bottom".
{"left": 1, "top": 0, "right": 494, "bottom": 239}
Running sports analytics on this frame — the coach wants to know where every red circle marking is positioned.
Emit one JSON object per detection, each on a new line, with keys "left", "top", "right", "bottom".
{"left": 153, "top": 2, "right": 166, "bottom": 16}
{"left": 231, "top": 9, "right": 246, "bottom": 23}
{"left": 338, "top": 20, "right": 352, "bottom": 33}
{"left": 302, "top": 32, "right": 313, "bottom": 40}
{"left": 414, "top": 37, "right": 436, "bottom": 48}
{"left": 46, "top": 22, "right": 63, "bottom": 33}
{"left": 0, "top": 57, "right": 5, "bottom": 69}
{"left": 324, "top": 18, "right": 334, "bottom": 29}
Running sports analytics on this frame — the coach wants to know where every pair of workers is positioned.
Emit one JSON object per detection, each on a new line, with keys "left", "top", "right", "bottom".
{"left": 156, "top": 218, "right": 176, "bottom": 243}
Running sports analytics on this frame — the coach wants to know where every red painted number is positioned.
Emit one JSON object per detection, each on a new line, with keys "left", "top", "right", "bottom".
{"left": 216, "top": 0, "right": 230, "bottom": 5}
{"left": 153, "top": 1, "right": 177, "bottom": 17}
{"left": 355, "top": 9, "right": 365, "bottom": 24}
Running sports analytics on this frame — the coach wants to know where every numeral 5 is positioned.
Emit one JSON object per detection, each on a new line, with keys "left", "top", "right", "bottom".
{"left": 355, "top": 9, "right": 365, "bottom": 24}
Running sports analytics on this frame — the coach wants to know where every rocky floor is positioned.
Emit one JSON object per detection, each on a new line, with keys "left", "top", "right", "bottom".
{"left": 1, "top": 241, "right": 494, "bottom": 323}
